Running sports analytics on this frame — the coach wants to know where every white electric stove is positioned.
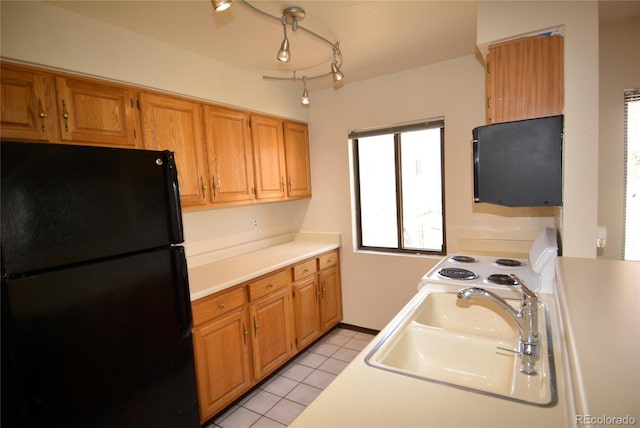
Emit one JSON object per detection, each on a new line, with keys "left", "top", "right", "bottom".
{"left": 419, "top": 228, "right": 559, "bottom": 295}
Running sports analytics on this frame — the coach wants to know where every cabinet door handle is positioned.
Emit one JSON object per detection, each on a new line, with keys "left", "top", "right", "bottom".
{"left": 268, "top": 283, "right": 274, "bottom": 288}
{"left": 253, "top": 317, "right": 259, "bottom": 336}
{"left": 242, "top": 322, "right": 249, "bottom": 345}
{"left": 37, "top": 98, "right": 47, "bottom": 132}
{"left": 218, "top": 303, "right": 225, "bottom": 309}
{"left": 200, "top": 176, "right": 208, "bottom": 198}
{"left": 280, "top": 177, "right": 285, "bottom": 192}
{"left": 288, "top": 176, "right": 293, "bottom": 192}
{"left": 316, "top": 286, "right": 320, "bottom": 302}
{"left": 61, "top": 99, "right": 70, "bottom": 132}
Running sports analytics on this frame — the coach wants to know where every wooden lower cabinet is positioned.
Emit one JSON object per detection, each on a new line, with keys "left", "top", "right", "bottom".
{"left": 292, "top": 274, "right": 322, "bottom": 349}
{"left": 192, "top": 287, "right": 252, "bottom": 423}
{"left": 292, "top": 250, "right": 342, "bottom": 350}
{"left": 248, "top": 271, "right": 294, "bottom": 381}
{"left": 191, "top": 250, "right": 342, "bottom": 423}
{"left": 192, "top": 308, "right": 252, "bottom": 422}
{"left": 319, "top": 264, "right": 343, "bottom": 331}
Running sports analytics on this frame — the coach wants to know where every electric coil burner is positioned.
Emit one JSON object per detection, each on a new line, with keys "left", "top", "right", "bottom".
{"left": 450, "top": 255, "right": 478, "bottom": 263}
{"left": 438, "top": 267, "right": 478, "bottom": 280}
{"left": 420, "top": 228, "right": 559, "bottom": 294}
{"left": 495, "top": 258, "right": 524, "bottom": 267}
{"left": 486, "top": 274, "right": 518, "bottom": 286}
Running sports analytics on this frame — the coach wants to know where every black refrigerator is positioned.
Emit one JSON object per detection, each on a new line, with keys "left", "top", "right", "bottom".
{"left": 1, "top": 141, "right": 200, "bottom": 427}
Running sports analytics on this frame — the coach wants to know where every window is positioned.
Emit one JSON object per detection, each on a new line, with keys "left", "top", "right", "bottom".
{"left": 350, "top": 120, "right": 446, "bottom": 255}
{"left": 624, "top": 89, "right": 640, "bottom": 261}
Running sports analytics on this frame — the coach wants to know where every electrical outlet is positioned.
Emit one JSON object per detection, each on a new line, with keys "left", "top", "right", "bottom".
{"left": 251, "top": 217, "right": 259, "bottom": 230}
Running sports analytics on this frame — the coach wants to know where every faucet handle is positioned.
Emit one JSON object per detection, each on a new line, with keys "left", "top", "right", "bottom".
{"left": 509, "top": 274, "right": 537, "bottom": 303}
{"left": 496, "top": 345, "right": 520, "bottom": 355}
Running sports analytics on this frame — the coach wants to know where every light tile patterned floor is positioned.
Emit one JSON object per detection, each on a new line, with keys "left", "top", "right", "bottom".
{"left": 207, "top": 327, "right": 376, "bottom": 428}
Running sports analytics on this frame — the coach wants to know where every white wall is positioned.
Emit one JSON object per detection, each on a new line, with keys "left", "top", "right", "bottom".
{"left": 304, "top": 55, "right": 554, "bottom": 329}
{"left": 1, "top": 1, "right": 604, "bottom": 329}
{"left": 598, "top": 17, "right": 640, "bottom": 259}
{"left": 0, "top": 0, "right": 312, "bottom": 259}
{"left": 477, "top": 0, "right": 600, "bottom": 258}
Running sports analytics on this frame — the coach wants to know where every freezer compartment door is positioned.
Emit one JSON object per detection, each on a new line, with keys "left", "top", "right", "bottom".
{"left": 1, "top": 247, "right": 199, "bottom": 427}
{"left": 1, "top": 141, "right": 183, "bottom": 275}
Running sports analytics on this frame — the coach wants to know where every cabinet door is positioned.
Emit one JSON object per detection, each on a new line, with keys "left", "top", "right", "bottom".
{"left": 319, "top": 266, "right": 343, "bottom": 331}
{"left": 192, "top": 308, "right": 252, "bottom": 422}
{"left": 55, "top": 77, "right": 139, "bottom": 147}
{"left": 250, "top": 114, "right": 287, "bottom": 200}
{"left": 250, "top": 287, "right": 293, "bottom": 380}
{"left": 283, "top": 121, "right": 312, "bottom": 198}
{"left": 203, "top": 105, "right": 255, "bottom": 203}
{"left": 1, "top": 64, "right": 59, "bottom": 141}
{"left": 139, "top": 92, "right": 208, "bottom": 208}
{"left": 292, "top": 275, "right": 322, "bottom": 350}
{"left": 487, "top": 35, "right": 564, "bottom": 124}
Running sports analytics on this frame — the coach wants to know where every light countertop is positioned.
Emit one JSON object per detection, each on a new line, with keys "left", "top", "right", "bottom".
{"left": 290, "top": 280, "right": 576, "bottom": 427}
{"left": 555, "top": 257, "right": 640, "bottom": 422}
{"left": 291, "top": 256, "right": 640, "bottom": 427}
{"left": 187, "top": 234, "right": 340, "bottom": 301}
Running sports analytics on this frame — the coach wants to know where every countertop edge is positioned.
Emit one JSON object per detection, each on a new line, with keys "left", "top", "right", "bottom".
{"left": 187, "top": 236, "right": 341, "bottom": 301}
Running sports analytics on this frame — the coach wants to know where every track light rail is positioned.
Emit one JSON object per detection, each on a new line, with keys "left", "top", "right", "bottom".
{"left": 214, "top": 0, "right": 344, "bottom": 103}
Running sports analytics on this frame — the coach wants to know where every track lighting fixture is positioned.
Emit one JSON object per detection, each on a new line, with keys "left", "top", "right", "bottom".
{"left": 213, "top": 0, "right": 344, "bottom": 104}
{"left": 331, "top": 63, "right": 344, "bottom": 82}
{"left": 301, "top": 76, "right": 310, "bottom": 105}
{"left": 213, "top": 0, "right": 231, "bottom": 12}
{"left": 277, "top": 20, "right": 290, "bottom": 62}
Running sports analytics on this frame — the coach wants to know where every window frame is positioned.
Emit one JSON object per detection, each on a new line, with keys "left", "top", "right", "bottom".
{"left": 350, "top": 119, "right": 447, "bottom": 256}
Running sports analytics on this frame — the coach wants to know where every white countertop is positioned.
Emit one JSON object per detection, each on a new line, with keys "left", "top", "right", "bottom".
{"left": 187, "top": 235, "right": 340, "bottom": 301}
{"left": 290, "top": 281, "right": 575, "bottom": 427}
{"left": 290, "top": 256, "right": 640, "bottom": 427}
{"left": 555, "top": 257, "right": 640, "bottom": 422}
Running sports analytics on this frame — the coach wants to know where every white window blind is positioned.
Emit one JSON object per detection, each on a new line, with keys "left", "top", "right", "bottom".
{"left": 623, "top": 88, "right": 640, "bottom": 261}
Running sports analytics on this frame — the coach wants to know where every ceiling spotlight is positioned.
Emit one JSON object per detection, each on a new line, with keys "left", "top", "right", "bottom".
{"left": 331, "top": 62, "right": 344, "bottom": 82}
{"left": 277, "top": 21, "right": 290, "bottom": 62}
{"left": 301, "top": 77, "right": 310, "bottom": 105}
{"left": 213, "top": 0, "right": 232, "bottom": 12}
{"left": 330, "top": 46, "right": 344, "bottom": 82}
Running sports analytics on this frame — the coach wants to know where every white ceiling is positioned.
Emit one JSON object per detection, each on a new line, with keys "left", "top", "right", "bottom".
{"left": 47, "top": 1, "right": 640, "bottom": 92}
{"left": 47, "top": 0, "right": 478, "bottom": 91}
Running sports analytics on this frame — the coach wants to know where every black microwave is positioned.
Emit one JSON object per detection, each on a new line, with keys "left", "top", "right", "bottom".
{"left": 473, "top": 115, "right": 563, "bottom": 207}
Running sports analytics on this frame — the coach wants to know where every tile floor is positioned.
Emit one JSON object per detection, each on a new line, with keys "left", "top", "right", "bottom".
{"left": 206, "top": 327, "right": 376, "bottom": 428}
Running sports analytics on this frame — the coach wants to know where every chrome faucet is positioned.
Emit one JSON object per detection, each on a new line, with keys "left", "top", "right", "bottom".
{"left": 457, "top": 274, "right": 539, "bottom": 375}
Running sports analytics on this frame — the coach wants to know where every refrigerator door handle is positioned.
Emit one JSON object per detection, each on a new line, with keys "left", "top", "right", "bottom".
{"left": 163, "top": 151, "right": 184, "bottom": 243}
{"left": 172, "top": 247, "right": 193, "bottom": 338}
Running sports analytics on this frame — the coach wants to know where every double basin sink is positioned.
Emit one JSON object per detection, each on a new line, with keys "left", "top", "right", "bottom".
{"left": 365, "top": 288, "right": 557, "bottom": 406}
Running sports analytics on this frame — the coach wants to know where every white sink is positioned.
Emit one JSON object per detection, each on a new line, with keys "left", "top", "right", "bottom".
{"left": 365, "top": 291, "right": 557, "bottom": 406}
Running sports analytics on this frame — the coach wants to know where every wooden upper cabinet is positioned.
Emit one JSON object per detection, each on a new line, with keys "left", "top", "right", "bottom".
{"left": 1, "top": 64, "right": 59, "bottom": 141}
{"left": 203, "top": 105, "right": 255, "bottom": 204}
{"left": 486, "top": 35, "right": 564, "bottom": 124}
{"left": 55, "top": 76, "right": 139, "bottom": 147}
{"left": 283, "top": 121, "right": 312, "bottom": 198}
{"left": 250, "top": 114, "right": 287, "bottom": 201}
{"left": 139, "top": 92, "right": 208, "bottom": 208}
{"left": 1, "top": 62, "right": 313, "bottom": 210}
